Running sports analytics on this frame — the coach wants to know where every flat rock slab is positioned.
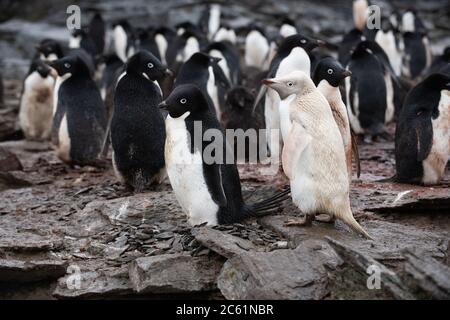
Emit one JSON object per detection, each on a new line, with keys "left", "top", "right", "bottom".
{"left": 192, "top": 227, "right": 256, "bottom": 259}
{"left": 217, "top": 240, "right": 341, "bottom": 300}
{"left": 260, "top": 217, "right": 447, "bottom": 261}
{"left": 53, "top": 266, "right": 134, "bottom": 299}
{"left": 0, "top": 258, "right": 67, "bottom": 283}
{"left": 129, "top": 253, "right": 223, "bottom": 294}
{"left": 0, "top": 146, "right": 22, "bottom": 171}
{"left": 0, "top": 233, "right": 63, "bottom": 253}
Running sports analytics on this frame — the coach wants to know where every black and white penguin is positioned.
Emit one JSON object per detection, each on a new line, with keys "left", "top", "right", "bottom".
{"left": 88, "top": 12, "right": 106, "bottom": 56}
{"left": 279, "top": 17, "right": 298, "bottom": 38}
{"left": 135, "top": 27, "right": 161, "bottom": 61}
{"left": 205, "top": 41, "right": 241, "bottom": 86}
{"left": 199, "top": 3, "right": 221, "bottom": 40}
{"left": 113, "top": 20, "right": 136, "bottom": 62}
{"left": 244, "top": 26, "right": 270, "bottom": 70}
{"left": 313, "top": 57, "right": 360, "bottom": 181}
{"left": 160, "top": 84, "right": 290, "bottom": 226}
{"left": 166, "top": 29, "right": 205, "bottom": 73}
{"left": 345, "top": 41, "right": 394, "bottom": 137}
{"left": 221, "top": 86, "right": 264, "bottom": 161}
{"left": 213, "top": 25, "right": 237, "bottom": 44}
{"left": 153, "top": 26, "right": 177, "bottom": 66}
{"left": 395, "top": 73, "right": 450, "bottom": 186}
{"left": 35, "top": 39, "right": 64, "bottom": 62}
{"left": 100, "top": 53, "right": 124, "bottom": 115}
{"left": 19, "top": 59, "right": 55, "bottom": 141}
{"left": 174, "top": 52, "right": 226, "bottom": 120}
{"left": 49, "top": 55, "right": 107, "bottom": 165}
{"left": 425, "top": 46, "right": 450, "bottom": 77}
{"left": 371, "top": 19, "right": 403, "bottom": 77}
{"left": 111, "top": 51, "right": 171, "bottom": 191}
{"left": 400, "top": 9, "right": 427, "bottom": 34}
{"left": 256, "top": 34, "right": 323, "bottom": 151}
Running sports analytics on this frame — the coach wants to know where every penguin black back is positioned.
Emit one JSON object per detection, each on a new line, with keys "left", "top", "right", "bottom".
{"left": 88, "top": 12, "right": 106, "bottom": 55}
{"left": 395, "top": 73, "right": 450, "bottom": 184}
{"left": 403, "top": 31, "right": 428, "bottom": 79}
{"left": 136, "top": 27, "right": 161, "bottom": 61}
{"left": 206, "top": 41, "right": 241, "bottom": 86}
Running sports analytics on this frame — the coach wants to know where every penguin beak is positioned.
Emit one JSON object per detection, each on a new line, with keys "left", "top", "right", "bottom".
{"left": 342, "top": 70, "right": 352, "bottom": 78}
{"left": 159, "top": 101, "right": 168, "bottom": 110}
{"left": 261, "top": 79, "right": 276, "bottom": 86}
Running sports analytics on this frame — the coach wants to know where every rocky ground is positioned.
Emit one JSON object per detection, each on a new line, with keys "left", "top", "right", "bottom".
{"left": 0, "top": 0, "right": 449, "bottom": 300}
{"left": 0, "top": 79, "right": 449, "bottom": 299}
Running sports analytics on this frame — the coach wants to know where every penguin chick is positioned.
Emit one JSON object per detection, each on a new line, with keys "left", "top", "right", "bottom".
{"left": 160, "top": 84, "right": 290, "bottom": 226}
{"left": 111, "top": 51, "right": 171, "bottom": 192}
{"left": 262, "top": 71, "right": 372, "bottom": 239}
{"left": 35, "top": 39, "right": 64, "bottom": 62}
{"left": 19, "top": 59, "right": 55, "bottom": 141}
{"left": 313, "top": 57, "right": 360, "bottom": 181}
{"left": 49, "top": 55, "right": 107, "bottom": 165}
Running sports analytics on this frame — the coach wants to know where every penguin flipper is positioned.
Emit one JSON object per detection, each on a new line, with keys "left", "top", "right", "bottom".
{"left": 203, "top": 163, "right": 227, "bottom": 207}
{"left": 351, "top": 130, "right": 361, "bottom": 178}
{"left": 282, "top": 122, "right": 312, "bottom": 180}
{"left": 415, "top": 117, "right": 433, "bottom": 162}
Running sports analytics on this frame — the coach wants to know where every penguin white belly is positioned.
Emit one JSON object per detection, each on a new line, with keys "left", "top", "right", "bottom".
{"left": 209, "top": 49, "right": 231, "bottom": 83}
{"left": 214, "top": 29, "right": 236, "bottom": 44}
{"left": 165, "top": 114, "right": 219, "bottom": 226}
{"left": 114, "top": 26, "right": 128, "bottom": 62}
{"left": 422, "top": 91, "right": 450, "bottom": 185}
{"left": 57, "top": 114, "right": 71, "bottom": 162}
{"left": 208, "top": 5, "right": 221, "bottom": 39}
{"left": 183, "top": 37, "right": 200, "bottom": 62}
{"left": 19, "top": 72, "right": 54, "bottom": 140}
{"left": 277, "top": 47, "right": 310, "bottom": 77}
{"left": 375, "top": 31, "right": 402, "bottom": 76}
{"left": 345, "top": 76, "right": 364, "bottom": 134}
{"left": 265, "top": 88, "right": 281, "bottom": 155}
{"left": 279, "top": 95, "right": 295, "bottom": 142}
{"left": 69, "top": 35, "right": 81, "bottom": 49}
{"left": 155, "top": 34, "right": 168, "bottom": 65}
{"left": 207, "top": 66, "right": 221, "bottom": 120}
{"left": 280, "top": 24, "right": 297, "bottom": 38}
{"left": 384, "top": 73, "right": 395, "bottom": 124}
{"left": 245, "top": 31, "right": 269, "bottom": 68}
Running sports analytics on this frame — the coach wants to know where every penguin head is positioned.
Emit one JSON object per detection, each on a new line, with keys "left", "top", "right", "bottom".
{"left": 36, "top": 39, "right": 63, "bottom": 62}
{"left": 35, "top": 60, "right": 51, "bottom": 78}
{"left": 278, "top": 34, "right": 325, "bottom": 54}
{"left": 313, "top": 57, "right": 352, "bottom": 87}
{"left": 262, "top": 70, "right": 310, "bottom": 100}
{"left": 187, "top": 52, "right": 221, "bottom": 68}
{"left": 126, "top": 51, "right": 172, "bottom": 81}
{"left": 159, "top": 84, "right": 209, "bottom": 118}
{"left": 48, "top": 55, "right": 90, "bottom": 77}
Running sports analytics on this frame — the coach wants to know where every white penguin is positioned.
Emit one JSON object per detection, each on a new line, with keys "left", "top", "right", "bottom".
{"left": 262, "top": 71, "right": 372, "bottom": 239}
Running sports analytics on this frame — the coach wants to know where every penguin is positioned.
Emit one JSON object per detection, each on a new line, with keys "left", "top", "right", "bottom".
{"left": 425, "top": 46, "right": 450, "bottom": 77}
{"left": 401, "top": 9, "right": 427, "bottom": 34}
{"left": 88, "top": 12, "right": 106, "bottom": 56}
{"left": 205, "top": 41, "right": 241, "bottom": 86}
{"left": 159, "top": 84, "right": 290, "bottom": 226}
{"left": 338, "top": 29, "right": 365, "bottom": 67}
{"left": 199, "top": 3, "right": 221, "bottom": 40}
{"left": 174, "top": 52, "right": 225, "bottom": 120}
{"left": 221, "top": 86, "right": 264, "bottom": 162}
{"left": 175, "top": 22, "right": 202, "bottom": 36}
{"left": 213, "top": 25, "right": 237, "bottom": 44}
{"left": 395, "top": 73, "right": 450, "bottom": 186}
{"left": 279, "top": 18, "right": 297, "bottom": 38}
{"left": 402, "top": 31, "right": 432, "bottom": 80}
{"left": 111, "top": 51, "right": 171, "bottom": 191}
{"left": 313, "top": 57, "right": 360, "bottom": 181}
{"left": 135, "top": 27, "right": 161, "bottom": 61}
{"left": 345, "top": 41, "right": 392, "bottom": 137}
{"left": 166, "top": 29, "right": 204, "bottom": 73}
{"left": 373, "top": 19, "right": 403, "bottom": 77}
{"left": 262, "top": 71, "right": 372, "bottom": 239}
{"left": 99, "top": 53, "right": 124, "bottom": 116}
{"left": 153, "top": 26, "right": 177, "bottom": 66}
{"left": 69, "top": 28, "right": 99, "bottom": 61}
{"left": 256, "top": 34, "right": 323, "bottom": 153}
{"left": 113, "top": 20, "right": 136, "bottom": 62}
{"left": 49, "top": 55, "right": 107, "bottom": 165}
{"left": 244, "top": 26, "right": 270, "bottom": 69}
{"left": 35, "top": 39, "right": 64, "bottom": 62}
{"left": 19, "top": 59, "right": 55, "bottom": 141}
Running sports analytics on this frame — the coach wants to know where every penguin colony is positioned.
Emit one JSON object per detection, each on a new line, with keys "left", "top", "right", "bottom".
{"left": 15, "top": 1, "right": 449, "bottom": 239}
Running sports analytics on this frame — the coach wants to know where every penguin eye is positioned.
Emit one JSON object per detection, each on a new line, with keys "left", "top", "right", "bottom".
{"left": 327, "top": 69, "right": 334, "bottom": 75}
{"left": 64, "top": 63, "right": 71, "bottom": 69}
{"left": 287, "top": 81, "right": 294, "bottom": 87}
{"left": 148, "top": 62, "right": 154, "bottom": 69}
{"left": 180, "top": 98, "right": 187, "bottom": 104}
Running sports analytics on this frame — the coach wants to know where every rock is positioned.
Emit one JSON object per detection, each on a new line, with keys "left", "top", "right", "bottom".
{"left": 155, "top": 231, "right": 174, "bottom": 240}
{"left": 403, "top": 248, "right": 450, "bottom": 299}
{"left": 0, "top": 171, "right": 31, "bottom": 191}
{"left": 0, "top": 234, "right": 63, "bottom": 253}
{"left": 0, "top": 107, "right": 21, "bottom": 142}
{"left": 0, "top": 258, "right": 68, "bottom": 283}
{"left": 129, "top": 253, "right": 223, "bottom": 294}
{"left": 327, "top": 238, "right": 415, "bottom": 300}
{"left": 192, "top": 227, "right": 256, "bottom": 259}
{"left": 217, "top": 240, "right": 341, "bottom": 300}
{"left": 260, "top": 217, "right": 446, "bottom": 261}
{"left": 53, "top": 266, "right": 134, "bottom": 299}
{"left": 0, "top": 146, "right": 22, "bottom": 171}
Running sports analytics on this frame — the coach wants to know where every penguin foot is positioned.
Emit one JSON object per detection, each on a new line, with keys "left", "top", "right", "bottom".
{"left": 315, "top": 214, "right": 335, "bottom": 223}
{"left": 284, "top": 215, "right": 314, "bottom": 227}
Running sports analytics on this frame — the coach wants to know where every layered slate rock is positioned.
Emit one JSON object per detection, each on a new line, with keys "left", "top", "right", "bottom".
{"left": 129, "top": 253, "right": 223, "bottom": 294}
{"left": 217, "top": 240, "right": 342, "bottom": 300}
